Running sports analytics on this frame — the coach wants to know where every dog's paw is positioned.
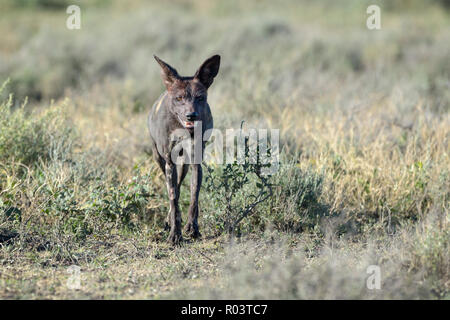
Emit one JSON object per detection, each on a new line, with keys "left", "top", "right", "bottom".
{"left": 184, "top": 223, "right": 202, "bottom": 239}
{"left": 167, "top": 230, "right": 183, "bottom": 245}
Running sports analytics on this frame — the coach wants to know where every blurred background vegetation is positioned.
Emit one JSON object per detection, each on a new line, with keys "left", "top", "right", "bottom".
{"left": 0, "top": 0, "right": 448, "bottom": 299}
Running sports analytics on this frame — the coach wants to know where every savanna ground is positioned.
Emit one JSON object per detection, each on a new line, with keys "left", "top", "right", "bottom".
{"left": 0, "top": 0, "right": 448, "bottom": 299}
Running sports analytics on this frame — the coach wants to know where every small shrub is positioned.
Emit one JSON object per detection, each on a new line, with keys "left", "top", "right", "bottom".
{"left": 0, "top": 80, "right": 74, "bottom": 171}
{"left": 203, "top": 155, "right": 325, "bottom": 235}
{"left": 203, "top": 136, "right": 273, "bottom": 235}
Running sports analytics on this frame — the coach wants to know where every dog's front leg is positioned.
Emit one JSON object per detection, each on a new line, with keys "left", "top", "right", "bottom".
{"left": 165, "top": 160, "right": 182, "bottom": 244}
{"left": 185, "top": 164, "right": 202, "bottom": 238}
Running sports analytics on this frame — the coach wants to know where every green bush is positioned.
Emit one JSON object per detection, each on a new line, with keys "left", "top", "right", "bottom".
{"left": 0, "top": 80, "right": 74, "bottom": 170}
{"left": 202, "top": 159, "right": 325, "bottom": 235}
{"left": 0, "top": 83, "right": 163, "bottom": 254}
{"left": 202, "top": 139, "right": 273, "bottom": 235}
{"left": 32, "top": 163, "right": 160, "bottom": 241}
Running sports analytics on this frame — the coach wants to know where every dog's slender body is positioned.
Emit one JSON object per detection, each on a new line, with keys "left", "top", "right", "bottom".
{"left": 148, "top": 55, "right": 220, "bottom": 244}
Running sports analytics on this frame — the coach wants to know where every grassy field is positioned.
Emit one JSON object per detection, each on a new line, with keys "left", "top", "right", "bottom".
{"left": 0, "top": 0, "right": 448, "bottom": 299}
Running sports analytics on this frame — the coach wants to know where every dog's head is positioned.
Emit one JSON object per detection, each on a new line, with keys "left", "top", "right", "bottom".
{"left": 154, "top": 55, "right": 220, "bottom": 131}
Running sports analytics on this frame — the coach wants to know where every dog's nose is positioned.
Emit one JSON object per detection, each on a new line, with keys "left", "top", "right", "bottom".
{"left": 186, "top": 111, "right": 199, "bottom": 121}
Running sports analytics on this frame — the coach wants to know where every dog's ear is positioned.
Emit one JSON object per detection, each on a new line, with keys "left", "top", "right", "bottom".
{"left": 194, "top": 55, "right": 220, "bottom": 89}
{"left": 154, "top": 55, "right": 179, "bottom": 89}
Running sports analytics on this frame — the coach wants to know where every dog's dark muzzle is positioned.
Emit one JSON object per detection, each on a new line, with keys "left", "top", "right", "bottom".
{"left": 186, "top": 112, "right": 199, "bottom": 121}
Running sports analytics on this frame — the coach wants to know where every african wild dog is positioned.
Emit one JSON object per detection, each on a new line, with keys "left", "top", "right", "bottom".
{"left": 148, "top": 55, "right": 220, "bottom": 244}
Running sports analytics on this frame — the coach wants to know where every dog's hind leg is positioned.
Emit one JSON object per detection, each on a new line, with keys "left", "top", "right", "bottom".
{"left": 154, "top": 151, "right": 166, "bottom": 177}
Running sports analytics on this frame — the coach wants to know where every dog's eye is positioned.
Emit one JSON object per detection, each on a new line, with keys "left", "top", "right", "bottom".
{"left": 175, "top": 96, "right": 183, "bottom": 102}
{"left": 196, "top": 96, "right": 205, "bottom": 101}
